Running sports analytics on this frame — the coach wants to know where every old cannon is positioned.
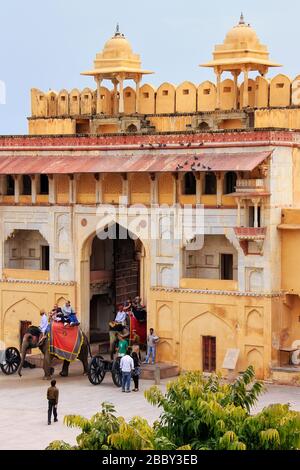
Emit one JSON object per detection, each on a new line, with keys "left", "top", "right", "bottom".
{"left": 88, "top": 355, "right": 122, "bottom": 387}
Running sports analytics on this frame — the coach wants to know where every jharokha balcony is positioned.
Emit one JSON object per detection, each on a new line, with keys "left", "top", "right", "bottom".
{"left": 234, "top": 227, "right": 267, "bottom": 256}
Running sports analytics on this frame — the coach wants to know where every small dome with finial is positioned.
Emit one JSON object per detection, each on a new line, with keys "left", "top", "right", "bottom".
{"left": 81, "top": 25, "right": 153, "bottom": 78}
{"left": 102, "top": 24, "right": 134, "bottom": 59}
{"left": 201, "top": 14, "right": 281, "bottom": 72}
{"left": 223, "top": 13, "right": 260, "bottom": 49}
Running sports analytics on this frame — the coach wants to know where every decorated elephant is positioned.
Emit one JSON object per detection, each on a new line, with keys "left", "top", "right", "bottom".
{"left": 17, "top": 325, "right": 89, "bottom": 379}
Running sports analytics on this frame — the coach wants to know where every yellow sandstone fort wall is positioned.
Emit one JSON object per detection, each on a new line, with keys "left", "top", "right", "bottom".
{"left": 28, "top": 118, "right": 75, "bottom": 136}
{"left": 255, "top": 109, "right": 300, "bottom": 130}
{"left": 148, "top": 288, "right": 275, "bottom": 380}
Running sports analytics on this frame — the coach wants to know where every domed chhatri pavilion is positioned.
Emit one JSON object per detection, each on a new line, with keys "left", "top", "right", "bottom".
{"left": 202, "top": 13, "right": 281, "bottom": 109}
{"left": 1, "top": 16, "right": 300, "bottom": 383}
{"left": 81, "top": 24, "right": 153, "bottom": 114}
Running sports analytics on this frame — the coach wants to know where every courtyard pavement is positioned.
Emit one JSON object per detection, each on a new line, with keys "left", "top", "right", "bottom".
{"left": 1, "top": 362, "right": 300, "bottom": 450}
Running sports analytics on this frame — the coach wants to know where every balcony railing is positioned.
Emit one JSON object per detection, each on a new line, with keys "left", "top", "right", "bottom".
{"left": 234, "top": 227, "right": 266, "bottom": 239}
{"left": 236, "top": 179, "right": 265, "bottom": 193}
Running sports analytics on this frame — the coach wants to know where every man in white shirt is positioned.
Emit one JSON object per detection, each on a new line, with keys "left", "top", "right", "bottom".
{"left": 38, "top": 309, "right": 49, "bottom": 346}
{"left": 115, "top": 304, "right": 127, "bottom": 325}
{"left": 120, "top": 349, "right": 134, "bottom": 393}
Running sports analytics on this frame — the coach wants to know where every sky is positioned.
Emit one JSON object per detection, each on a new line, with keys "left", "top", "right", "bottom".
{"left": 0, "top": 0, "right": 299, "bottom": 135}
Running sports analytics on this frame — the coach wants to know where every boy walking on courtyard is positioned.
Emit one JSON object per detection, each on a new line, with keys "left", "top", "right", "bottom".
{"left": 47, "top": 380, "right": 59, "bottom": 425}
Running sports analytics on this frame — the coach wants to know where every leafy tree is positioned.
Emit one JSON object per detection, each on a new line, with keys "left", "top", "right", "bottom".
{"left": 46, "top": 402, "right": 120, "bottom": 450}
{"left": 47, "top": 367, "right": 300, "bottom": 451}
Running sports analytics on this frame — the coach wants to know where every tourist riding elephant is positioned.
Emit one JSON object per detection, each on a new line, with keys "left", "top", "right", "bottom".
{"left": 17, "top": 326, "right": 90, "bottom": 379}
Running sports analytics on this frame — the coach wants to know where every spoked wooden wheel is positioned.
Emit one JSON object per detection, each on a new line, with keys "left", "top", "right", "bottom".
{"left": 111, "top": 358, "right": 122, "bottom": 388}
{"left": 88, "top": 356, "right": 106, "bottom": 385}
{"left": 0, "top": 347, "right": 21, "bottom": 375}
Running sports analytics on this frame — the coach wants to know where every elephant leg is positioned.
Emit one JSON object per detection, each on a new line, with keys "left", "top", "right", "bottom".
{"left": 79, "top": 345, "right": 89, "bottom": 375}
{"left": 42, "top": 342, "right": 54, "bottom": 379}
{"left": 60, "top": 360, "right": 70, "bottom": 377}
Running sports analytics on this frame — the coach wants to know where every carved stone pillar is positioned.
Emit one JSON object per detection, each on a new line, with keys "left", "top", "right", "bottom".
{"left": 31, "top": 175, "right": 37, "bottom": 204}
{"left": 216, "top": 68, "right": 222, "bottom": 109}
{"left": 48, "top": 175, "right": 56, "bottom": 204}
{"left": 95, "top": 76, "right": 103, "bottom": 114}
{"left": 14, "top": 175, "right": 20, "bottom": 204}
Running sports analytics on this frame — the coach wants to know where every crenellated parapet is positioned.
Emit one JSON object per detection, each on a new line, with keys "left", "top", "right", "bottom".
{"left": 31, "top": 74, "right": 300, "bottom": 118}
{"left": 31, "top": 73, "right": 300, "bottom": 119}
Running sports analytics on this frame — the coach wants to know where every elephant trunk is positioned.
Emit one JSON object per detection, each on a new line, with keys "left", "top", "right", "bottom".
{"left": 18, "top": 340, "right": 29, "bottom": 377}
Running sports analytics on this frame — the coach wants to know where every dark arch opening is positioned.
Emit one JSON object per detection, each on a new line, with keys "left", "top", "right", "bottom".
{"left": 199, "top": 122, "right": 210, "bottom": 130}
{"left": 224, "top": 172, "right": 237, "bottom": 194}
{"left": 127, "top": 124, "right": 138, "bottom": 133}
{"left": 21, "top": 176, "right": 32, "bottom": 196}
{"left": 6, "top": 175, "right": 15, "bottom": 196}
{"left": 40, "top": 175, "right": 49, "bottom": 195}
{"left": 204, "top": 173, "right": 217, "bottom": 195}
{"left": 183, "top": 172, "right": 196, "bottom": 195}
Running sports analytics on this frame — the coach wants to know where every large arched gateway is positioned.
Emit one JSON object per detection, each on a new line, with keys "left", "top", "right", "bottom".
{"left": 81, "top": 223, "right": 148, "bottom": 344}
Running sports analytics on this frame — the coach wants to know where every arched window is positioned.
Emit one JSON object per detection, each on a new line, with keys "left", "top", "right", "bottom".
{"left": 6, "top": 175, "right": 15, "bottom": 196}
{"left": 224, "top": 172, "right": 237, "bottom": 194}
{"left": 199, "top": 122, "right": 210, "bottom": 130}
{"left": 127, "top": 124, "right": 137, "bottom": 133}
{"left": 22, "top": 175, "right": 32, "bottom": 196}
{"left": 183, "top": 172, "right": 196, "bottom": 195}
{"left": 204, "top": 173, "right": 217, "bottom": 195}
{"left": 40, "top": 175, "right": 49, "bottom": 195}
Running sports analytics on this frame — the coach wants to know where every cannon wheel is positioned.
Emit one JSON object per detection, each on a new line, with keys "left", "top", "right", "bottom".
{"left": 88, "top": 355, "right": 106, "bottom": 385}
{"left": 111, "top": 358, "right": 122, "bottom": 388}
{"left": 0, "top": 347, "right": 21, "bottom": 375}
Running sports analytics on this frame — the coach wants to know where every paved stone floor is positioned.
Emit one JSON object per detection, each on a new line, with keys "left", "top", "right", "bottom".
{"left": 1, "top": 363, "right": 300, "bottom": 450}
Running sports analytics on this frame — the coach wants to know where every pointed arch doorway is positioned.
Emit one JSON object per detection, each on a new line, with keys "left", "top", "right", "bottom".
{"left": 88, "top": 223, "right": 146, "bottom": 344}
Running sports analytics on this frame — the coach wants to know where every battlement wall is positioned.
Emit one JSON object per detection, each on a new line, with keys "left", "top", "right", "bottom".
{"left": 31, "top": 74, "right": 300, "bottom": 119}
